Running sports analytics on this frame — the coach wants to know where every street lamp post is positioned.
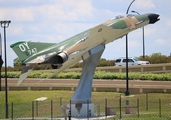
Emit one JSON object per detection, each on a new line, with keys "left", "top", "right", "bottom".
{"left": 132, "top": 10, "right": 145, "bottom": 58}
{"left": 125, "top": 0, "right": 135, "bottom": 96}
{"left": 0, "top": 33, "right": 2, "bottom": 91}
{"left": 0, "top": 33, "right": 3, "bottom": 91}
{"left": 0, "top": 20, "right": 11, "bottom": 118}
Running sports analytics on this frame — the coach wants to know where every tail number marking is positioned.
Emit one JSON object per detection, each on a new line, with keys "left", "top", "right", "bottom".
{"left": 19, "top": 42, "right": 37, "bottom": 55}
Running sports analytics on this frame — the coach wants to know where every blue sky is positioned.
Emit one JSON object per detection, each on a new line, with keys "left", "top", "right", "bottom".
{"left": 0, "top": 0, "right": 171, "bottom": 66}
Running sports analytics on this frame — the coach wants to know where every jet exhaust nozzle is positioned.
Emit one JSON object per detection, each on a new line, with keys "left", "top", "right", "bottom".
{"left": 147, "top": 13, "right": 160, "bottom": 24}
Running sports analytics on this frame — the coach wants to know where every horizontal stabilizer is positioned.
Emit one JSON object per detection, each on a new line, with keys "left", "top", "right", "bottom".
{"left": 17, "top": 65, "right": 34, "bottom": 86}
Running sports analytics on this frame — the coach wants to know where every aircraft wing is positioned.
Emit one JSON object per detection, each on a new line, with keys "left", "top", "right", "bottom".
{"left": 16, "top": 49, "right": 84, "bottom": 85}
{"left": 14, "top": 52, "right": 83, "bottom": 85}
{"left": 17, "top": 65, "right": 34, "bottom": 85}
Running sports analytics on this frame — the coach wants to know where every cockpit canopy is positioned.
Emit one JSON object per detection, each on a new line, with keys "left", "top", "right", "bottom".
{"left": 110, "top": 14, "right": 138, "bottom": 21}
{"left": 110, "top": 15, "right": 124, "bottom": 20}
{"left": 115, "top": 15, "right": 124, "bottom": 19}
{"left": 127, "top": 14, "right": 137, "bottom": 17}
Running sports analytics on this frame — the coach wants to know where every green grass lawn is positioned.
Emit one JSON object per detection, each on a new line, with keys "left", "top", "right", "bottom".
{"left": 0, "top": 90, "right": 171, "bottom": 119}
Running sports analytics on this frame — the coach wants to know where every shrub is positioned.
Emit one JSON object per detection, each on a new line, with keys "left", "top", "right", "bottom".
{"left": 1, "top": 72, "right": 20, "bottom": 78}
{"left": 40, "top": 72, "right": 53, "bottom": 78}
{"left": 1, "top": 70, "right": 171, "bottom": 81}
{"left": 28, "top": 71, "right": 42, "bottom": 78}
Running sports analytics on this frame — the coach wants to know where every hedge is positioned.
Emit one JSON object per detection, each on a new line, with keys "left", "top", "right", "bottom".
{"left": 1, "top": 71, "right": 171, "bottom": 81}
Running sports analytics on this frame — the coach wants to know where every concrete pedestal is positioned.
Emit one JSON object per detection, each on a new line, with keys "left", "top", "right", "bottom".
{"left": 67, "top": 103, "right": 94, "bottom": 117}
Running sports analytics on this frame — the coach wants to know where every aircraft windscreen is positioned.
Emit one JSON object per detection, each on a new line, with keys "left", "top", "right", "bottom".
{"left": 133, "top": 57, "right": 140, "bottom": 61}
{"left": 115, "top": 15, "right": 124, "bottom": 19}
{"left": 127, "top": 14, "right": 137, "bottom": 17}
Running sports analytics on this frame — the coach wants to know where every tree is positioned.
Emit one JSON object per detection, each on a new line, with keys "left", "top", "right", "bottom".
{"left": 99, "top": 58, "right": 107, "bottom": 62}
{"left": 0, "top": 55, "right": 3, "bottom": 68}
{"left": 13, "top": 58, "right": 21, "bottom": 66}
{"left": 150, "top": 52, "right": 166, "bottom": 58}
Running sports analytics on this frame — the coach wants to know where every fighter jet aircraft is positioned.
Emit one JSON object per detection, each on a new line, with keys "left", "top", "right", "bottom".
{"left": 11, "top": 13, "right": 159, "bottom": 85}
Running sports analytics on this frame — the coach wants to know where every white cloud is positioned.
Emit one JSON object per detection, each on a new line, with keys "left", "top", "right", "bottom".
{"left": 144, "top": 28, "right": 156, "bottom": 36}
{"left": 104, "top": 10, "right": 124, "bottom": 18}
{"left": 155, "top": 38, "right": 171, "bottom": 46}
{"left": 13, "top": 8, "right": 34, "bottom": 21}
{"left": 31, "top": 0, "right": 93, "bottom": 22}
{"left": 0, "top": 8, "right": 34, "bottom": 21}
{"left": 29, "top": 26, "right": 40, "bottom": 33}
{"left": 0, "top": 0, "right": 93, "bottom": 22}
{"left": 9, "top": 25, "right": 24, "bottom": 35}
{"left": 167, "top": 19, "right": 171, "bottom": 26}
{"left": 0, "top": 0, "right": 95, "bottom": 42}
{"left": 155, "top": 39, "right": 166, "bottom": 45}
{"left": 129, "top": 40, "right": 141, "bottom": 47}
{"left": 135, "top": 0, "right": 155, "bottom": 9}
{"left": 70, "top": 0, "right": 93, "bottom": 18}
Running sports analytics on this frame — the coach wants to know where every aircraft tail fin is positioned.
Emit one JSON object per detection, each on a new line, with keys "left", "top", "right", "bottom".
{"left": 10, "top": 41, "right": 55, "bottom": 63}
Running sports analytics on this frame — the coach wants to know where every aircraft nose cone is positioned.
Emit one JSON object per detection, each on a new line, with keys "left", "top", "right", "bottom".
{"left": 147, "top": 13, "right": 160, "bottom": 24}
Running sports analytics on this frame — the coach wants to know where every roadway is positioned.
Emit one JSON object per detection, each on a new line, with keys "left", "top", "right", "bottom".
{"left": 1, "top": 78, "right": 171, "bottom": 93}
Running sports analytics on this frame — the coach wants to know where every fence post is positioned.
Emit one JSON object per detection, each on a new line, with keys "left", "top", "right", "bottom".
{"left": 105, "top": 98, "right": 107, "bottom": 119}
{"left": 159, "top": 99, "right": 161, "bottom": 117}
{"left": 137, "top": 98, "right": 139, "bottom": 118}
{"left": 51, "top": 100, "right": 53, "bottom": 120}
{"left": 68, "top": 100, "right": 71, "bottom": 120}
{"left": 11, "top": 102, "right": 13, "bottom": 120}
{"left": 32, "top": 101, "right": 34, "bottom": 120}
{"left": 60, "top": 97, "right": 62, "bottom": 106}
{"left": 87, "top": 99, "right": 89, "bottom": 120}
{"left": 146, "top": 93, "right": 148, "bottom": 111}
{"left": 36, "top": 101, "right": 38, "bottom": 117}
{"left": 119, "top": 94, "right": 122, "bottom": 119}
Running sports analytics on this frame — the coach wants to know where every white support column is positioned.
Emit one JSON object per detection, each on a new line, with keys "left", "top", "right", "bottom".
{"left": 71, "top": 44, "right": 105, "bottom": 101}
{"left": 67, "top": 44, "right": 105, "bottom": 117}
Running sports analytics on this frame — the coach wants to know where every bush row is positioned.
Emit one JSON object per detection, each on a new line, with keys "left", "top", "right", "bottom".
{"left": 1, "top": 71, "right": 171, "bottom": 81}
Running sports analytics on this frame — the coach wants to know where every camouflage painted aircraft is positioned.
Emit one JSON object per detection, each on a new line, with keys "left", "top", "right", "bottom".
{"left": 11, "top": 13, "right": 159, "bottom": 85}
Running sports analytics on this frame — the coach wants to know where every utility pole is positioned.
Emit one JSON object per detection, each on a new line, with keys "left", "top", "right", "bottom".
{"left": 132, "top": 10, "right": 145, "bottom": 58}
{"left": 125, "top": 0, "right": 135, "bottom": 96}
{"left": 0, "top": 33, "right": 3, "bottom": 91}
{"left": 0, "top": 20, "right": 11, "bottom": 118}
